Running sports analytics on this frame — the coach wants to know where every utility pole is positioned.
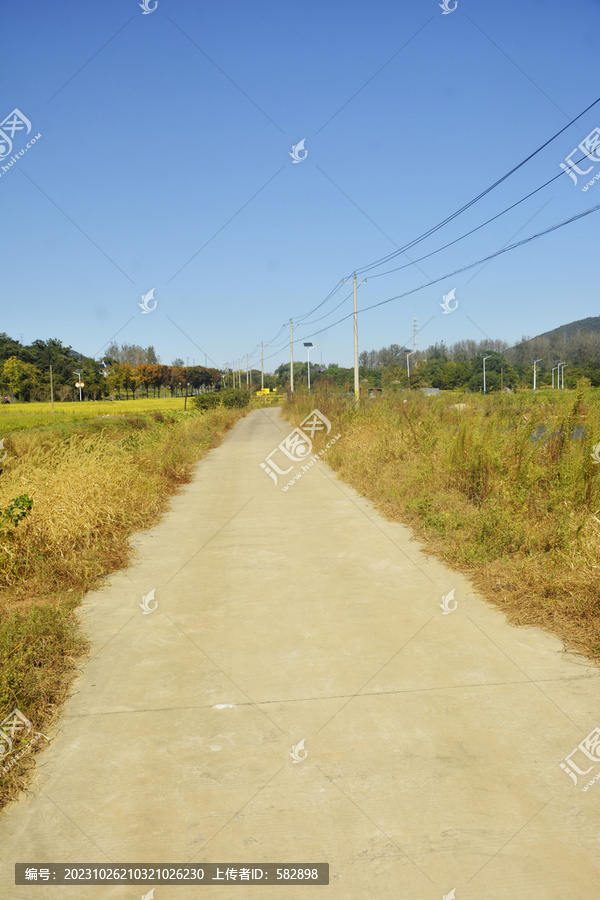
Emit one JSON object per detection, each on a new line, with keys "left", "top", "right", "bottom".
{"left": 246, "top": 354, "right": 249, "bottom": 389}
{"left": 261, "top": 342, "right": 264, "bottom": 391}
{"left": 50, "top": 365, "right": 54, "bottom": 412}
{"left": 290, "top": 319, "right": 294, "bottom": 393}
{"left": 342, "top": 271, "right": 367, "bottom": 401}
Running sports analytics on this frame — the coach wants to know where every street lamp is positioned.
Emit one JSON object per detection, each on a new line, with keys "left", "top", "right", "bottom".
{"left": 303, "top": 342, "right": 314, "bottom": 392}
{"left": 404, "top": 350, "right": 415, "bottom": 388}
{"left": 73, "top": 369, "right": 83, "bottom": 402}
{"left": 533, "top": 358, "right": 542, "bottom": 394}
{"left": 559, "top": 362, "right": 568, "bottom": 390}
{"left": 552, "top": 363, "right": 559, "bottom": 389}
{"left": 482, "top": 354, "right": 491, "bottom": 395}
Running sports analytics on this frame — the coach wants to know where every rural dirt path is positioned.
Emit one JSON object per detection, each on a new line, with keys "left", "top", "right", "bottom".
{"left": 1, "top": 406, "right": 600, "bottom": 899}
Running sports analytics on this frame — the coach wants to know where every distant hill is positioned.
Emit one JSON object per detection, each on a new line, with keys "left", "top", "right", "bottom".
{"left": 506, "top": 316, "right": 600, "bottom": 373}
{"left": 519, "top": 316, "right": 600, "bottom": 346}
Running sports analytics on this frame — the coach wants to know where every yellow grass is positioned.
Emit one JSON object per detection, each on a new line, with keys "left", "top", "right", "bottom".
{"left": 0, "top": 396, "right": 192, "bottom": 432}
{"left": 284, "top": 386, "right": 600, "bottom": 663}
{"left": 0, "top": 403, "right": 247, "bottom": 804}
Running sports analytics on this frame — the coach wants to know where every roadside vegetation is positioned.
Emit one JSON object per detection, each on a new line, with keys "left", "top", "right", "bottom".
{"left": 284, "top": 383, "right": 600, "bottom": 663}
{"left": 0, "top": 400, "right": 248, "bottom": 805}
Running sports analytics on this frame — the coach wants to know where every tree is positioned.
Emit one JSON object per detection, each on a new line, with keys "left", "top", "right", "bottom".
{"left": 467, "top": 351, "right": 516, "bottom": 393}
{"left": 186, "top": 366, "right": 213, "bottom": 391}
{"left": 167, "top": 366, "right": 185, "bottom": 397}
{"left": 1, "top": 357, "right": 41, "bottom": 401}
{"left": 136, "top": 364, "right": 152, "bottom": 398}
{"left": 120, "top": 363, "right": 136, "bottom": 399}
{"left": 106, "top": 342, "right": 154, "bottom": 366}
{"left": 0, "top": 333, "right": 23, "bottom": 363}
{"left": 106, "top": 362, "right": 135, "bottom": 399}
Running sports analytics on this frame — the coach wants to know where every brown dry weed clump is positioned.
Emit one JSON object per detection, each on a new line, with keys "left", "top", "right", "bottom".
{"left": 284, "top": 384, "right": 600, "bottom": 663}
{"left": 0, "top": 405, "right": 246, "bottom": 806}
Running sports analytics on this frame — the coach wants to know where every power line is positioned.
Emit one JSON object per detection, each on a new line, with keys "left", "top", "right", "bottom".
{"left": 350, "top": 94, "right": 600, "bottom": 278}
{"left": 364, "top": 152, "right": 592, "bottom": 282}
{"left": 237, "top": 100, "right": 600, "bottom": 374}
{"left": 296, "top": 201, "right": 600, "bottom": 343}
{"left": 292, "top": 279, "right": 346, "bottom": 323}
{"left": 260, "top": 104, "right": 600, "bottom": 346}
{"left": 301, "top": 290, "right": 353, "bottom": 325}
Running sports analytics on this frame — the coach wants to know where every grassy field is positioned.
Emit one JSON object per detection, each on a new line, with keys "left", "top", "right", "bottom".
{"left": 0, "top": 396, "right": 201, "bottom": 432}
{"left": 0, "top": 398, "right": 248, "bottom": 804}
{"left": 284, "top": 385, "right": 600, "bottom": 663}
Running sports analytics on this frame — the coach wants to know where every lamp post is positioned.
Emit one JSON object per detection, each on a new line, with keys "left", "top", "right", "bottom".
{"left": 482, "top": 355, "right": 491, "bottom": 395}
{"left": 405, "top": 350, "right": 415, "bottom": 388}
{"left": 551, "top": 364, "right": 559, "bottom": 389}
{"left": 559, "top": 362, "right": 567, "bottom": 390}
{"left": 73, "top": 369, "right": 83, "bottom": 402}
{"left": 303, "top": 342, "right": 314, "bottom": 392}
{"left": 533, "top": 358, "right": 542, "bottom": 394}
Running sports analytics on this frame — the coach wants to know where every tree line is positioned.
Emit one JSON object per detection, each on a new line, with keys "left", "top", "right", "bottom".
{"left": 356, "top": 329, "right": 600, "bottom": 391}
{"left": 0, "top": 335, "right": 221, "bottom": 401}
{"left": 2, "top": 322, "right": 599, "bottom": 402}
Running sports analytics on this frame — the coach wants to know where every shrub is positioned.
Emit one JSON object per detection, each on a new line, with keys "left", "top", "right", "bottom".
{"left": 220, "top": 389, "right": 251, "bottom": 408}
{"left": 191, "top": 393, "right": 220, "bottom": 411}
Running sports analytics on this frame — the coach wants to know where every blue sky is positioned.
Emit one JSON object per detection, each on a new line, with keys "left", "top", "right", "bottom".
{"left": 2, "top": 0, "right": 600, "bottom": 373}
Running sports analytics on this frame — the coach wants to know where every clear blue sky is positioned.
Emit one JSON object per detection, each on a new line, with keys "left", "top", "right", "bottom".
{"left": 2, "top": 0, "right": 600, "bottom": 372}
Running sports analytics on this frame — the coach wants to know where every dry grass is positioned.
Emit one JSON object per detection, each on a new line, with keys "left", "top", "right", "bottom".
{"left": 284, "top": 386, "right": 600, "bottom": 663}
{"left": 0, "top": 405, "right": 246, "bottom": 804}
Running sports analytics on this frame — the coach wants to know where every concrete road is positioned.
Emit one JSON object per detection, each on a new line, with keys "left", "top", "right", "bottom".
{"left": 1, "top": 406, "right": 600, "bottom": 899}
